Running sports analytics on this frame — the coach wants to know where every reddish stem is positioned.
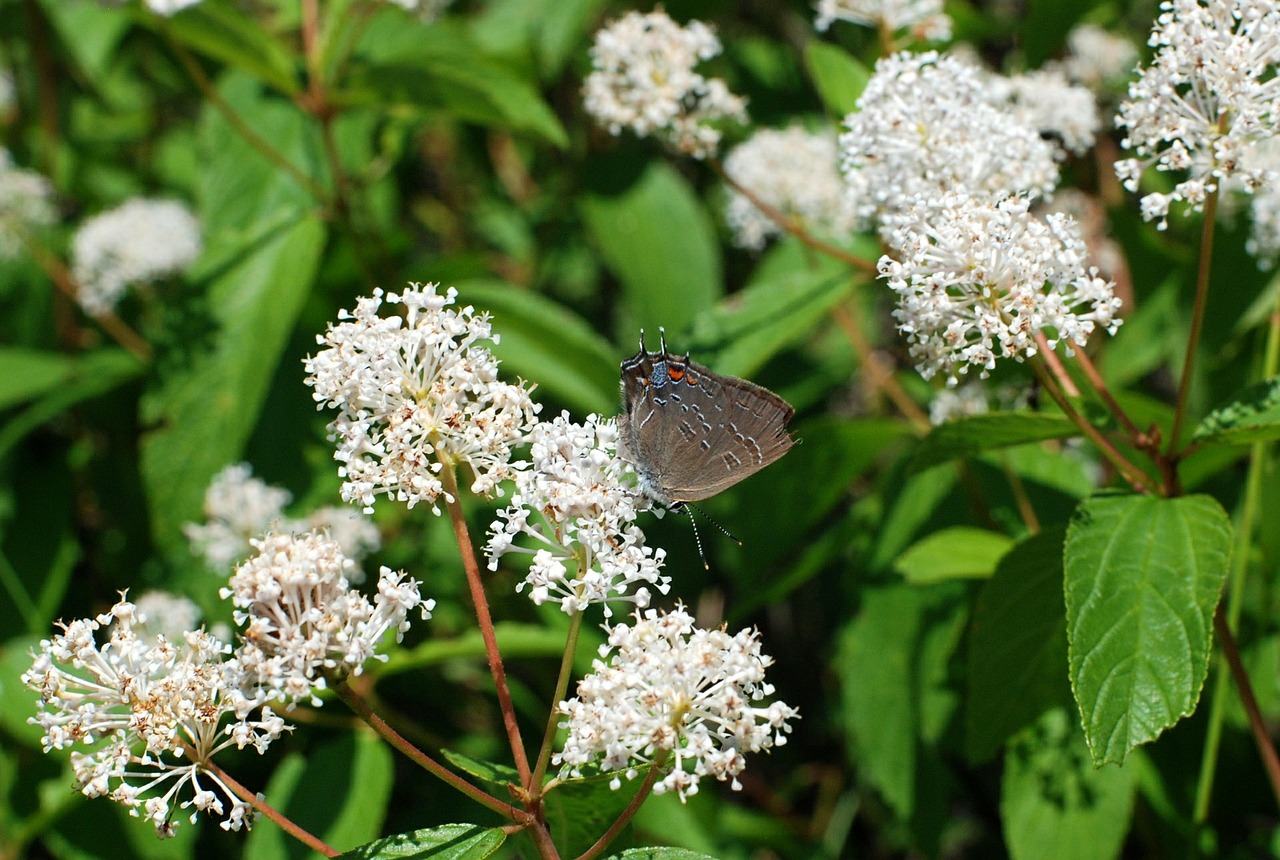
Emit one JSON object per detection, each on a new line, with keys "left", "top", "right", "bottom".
{"left": 201, "top": 759, "right": 338, "bottom": 856}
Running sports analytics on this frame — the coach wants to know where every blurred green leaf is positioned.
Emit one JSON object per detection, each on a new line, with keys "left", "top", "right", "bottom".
{"left": 966, "top": 526, "right": 1071, "bottom": 762}
{"left": 0, "top": 636, "right": 44, "bottom": 746}
{"left": 154, "top": 1, "right": 301, "bottom": 95}
{"left": 1001, "top": 708, "right": 1135, "bottom": 860}
{"left": 868, "top": 463, "right": 958, "bottom": 571}
{"left": 803, "top": 41, "right": 870, "bottom": 117}
{"left": 440, "top": 750, "right": 520, "bottom": 787}
{"left": 895, "top": 526, "right": 1013, "bottom": 583}
{"left": 247, "top": 733, "right": 394, "bottom": 859}
{"left": 582, "top": 162, "right": 722, "bottom": 341}
{"left": 1099, "top": 277, "right": 1180, "bottom": 389}
{"left": 911, "top": 412, "right": 1078, "bottom": 472}
{"left": 344, "top": 19, "right": 567, "bottom": 146}
{"left": 1191, "top": 375, "right": 1280, "bottom": 446}
{"left": 139, "top": 216, "right": 325, "bottom": 551}
{"left": 335, "top": 825, "right": 506, "bottom": 859}
{"left": 38, "top": 0, "right": 130, "bottom": 81}
{"left": 453, "top": 281, "right": 619, "bottom": 415}
{"left": 0, "top": 350, "right": 78, "bottom": 411}
{"left": 1064, "top": 494, "right": 1232, "bottom": 765}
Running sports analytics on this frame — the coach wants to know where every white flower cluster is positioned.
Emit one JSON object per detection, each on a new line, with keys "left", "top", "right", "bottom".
{"left": 583, "top": 10, "right": 747, "bottom": 159}
{"left": 814, "top": 0, "right": 951, "bottom": 40}
{"left": 143, "top": 0, "right": 203, "bottom": 14}
{"left": 555, "top": 605, "right": 796, "bottom": 801}
{"left": 132, "top": 590, "right": 205, "bottom": 643}
{"left": 0, "top": 149, "right": 56, "bottom": 259}
{"left": 996, "top": 69, "right": 1100, "bottom": 156}
{"left": 1116, "top": 0, "right": 1280, "bottom": 229}
{"left": 72, "top": 198, "right": 201, "bottom": 315}
{"left": 840, "top": 51, "right": 1061, "bottom": 235}
{"left": 879, "top": 193, "right": 1122, "bottom": 383}
{"left": 304, "top": 282, "right": 539, "bottom": 514}
{"left": 184, "top": 462, "right": 381, "bottom": 579}
{"left": 22, "top": 597, "right": 286, "bottom": 836}
{"left": 723, "top": 126, "right": 863, "bottom": 250}
{"left": 1061, "top": 23, "right": 1139, "bottom": 92}
{"left": 487, "top": 413, "right": 669, "bottom": 617}
{"left": 222, "top": 532, "right": 433, "bottom": 707}
{"left": 928, "top": 383, "right": 990, "bottom": 425}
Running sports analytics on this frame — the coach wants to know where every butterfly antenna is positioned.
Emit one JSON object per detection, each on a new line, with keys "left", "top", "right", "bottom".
{"left": 682, "top": 502, "right": 742, "bottom": 571}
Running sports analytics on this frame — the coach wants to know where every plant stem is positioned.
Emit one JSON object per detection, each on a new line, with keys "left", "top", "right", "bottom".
{"left": 1028, "top": 357, "right": 1158, "bottom": 494}
{"left": 707, "top": 158, "right": 878, "bottom": 276}
{"left": 437, "top": 458, "right": 534, "bottom": 788}
{"left": 1212, "top": 607, "right": 1280, "bottom": 811}
{"left": 332, "top": 678, "right": 530, "bottom": 822}
{"left": 202, "top": 759, "right": 338, "bottom": 856}
{"left": 1033, "top": 332, "right": 1080, "bottom": 397}
{"left": 531, "top": 610, "right": 583, "bottom": 790}
{"left": 160, "top": 23, "right": 329, "bottom": 202}
{"left": 1193, "top": 294, "right": 1280, "bottom": 823}
{"left": 1000, "top": 451, "right": 1040, "bottom": 534}
{"left": 573, "top": 757, "right": 666, "bottom": 860}
{"left": 831, "top": 300, "right": 930, "bottom": 431}
{"left": 1070, "top": 346, "right": 1142, "bottom": 440}
{"left": 1169, "top": 186, "right": 1220, "bottom": 455}
{"left": 27, "top": 240, "right": 153, "bottom": 362}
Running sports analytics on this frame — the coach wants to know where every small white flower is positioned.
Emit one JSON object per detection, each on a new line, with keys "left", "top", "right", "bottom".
{"left": 71, "top": 198, "right": 201, "bottom": 315}
{"left": 554, "top": 605, "right": 796, "bottom": 801}
{"left": 583, "top": 10, "right": 747, "bottom": 159}
{"left": 222, "top": 531, "right": 433, "bottom": 707}
{"left": 814, "top": 0, "right": 951, "bottom": 40}
{"left": 22, "top": 597, "right": 285, "bottom": 835}
{"left": 879, "top": 192, "right": 1123, "bottom": 384}
{"left": 185, "top": 464, "right": 293, "bottom": 569}
{"left": 488, "top": 413, "right": 669, "bottom": 617}
{"left": 723, "top": 126, "right": 864, "bottom": 250}
{"left": 1061, "top": 24, "right": 1139, "bottom": 92}
{"left": 840, "top": 52, "right": 1060, "bottom": 237}
{"left": 929, "top": 383, "right": 990, "bottom": 425}
{"left": 143, "top": 0, "right": 202, "bottom": 14}
{"left": 0, "top": 149, "right": 56, "bottom": 259}
{"left": 304, "top": 282, "right": 539, "bottom": 514}
{"left": 1115, "top": 0, "right": 1280, "bottom": 229}
{"left": 996, "top": 68, "right": 1100, "bottom": 156}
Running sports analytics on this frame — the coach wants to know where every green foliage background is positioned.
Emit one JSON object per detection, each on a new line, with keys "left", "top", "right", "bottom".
{"left": 2, "top": 0, "right": 1280, "bottom": 857}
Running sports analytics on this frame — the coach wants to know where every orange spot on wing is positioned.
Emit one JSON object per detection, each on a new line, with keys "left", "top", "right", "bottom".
{"left": 668, "top": 367, "right": 685, "bottom": 382}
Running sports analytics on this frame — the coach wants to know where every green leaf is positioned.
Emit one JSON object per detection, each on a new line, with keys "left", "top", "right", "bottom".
{"left": 1064, "top": 494, "right": 1232, "bottom": 765}
{"left": 139, "top": 216, "right": 326, "bottom": 551}
{"left": 344, "top": 19, "right": 567, "bottom": 147}
{"left": 440, "top": 749, "right": 520, "bottom": 787}
{"left": 911, "top": 412, "right": 1079, "bottom": 472}
{"left": 895, "top": 526, "right": 1013, "bottom": 583}
{"left": 610, "top": 850, "right": 722, "bottom": 860}
{"left": 546, "top": 772, "right": 642, "bottom": 856}
{"left": 581, "top": 162, "right": 722, "bottom": 340}
{"left": 38, "top": 0, "right": 130, "bottom": 81}
{"left": 452, "top": 281, "right": 619, "bottom": 415}
{"left": 0, "top": 350, "right": 144, "bottom": 461}
{"left": 966, "top": 526, "right": 1071, "bottom": 762}
{"left": 686, "top": 257, "right": 855, "bottom": 379}
{"left": 154, "top": 0, "right": 301, "bottom": 95}
{"left": 335, "top": 825, "right": 506, "bottom": 859}
{"left": 1191, "top": 375, "right": 1280, "bottom": 446}
{"left": 246, "top": 733, "right": 394, "bottom": 859}
{"left": 1001, "top": 708, "right": 1135, "bottom": 860}
{"left": 803, "top": 41, "right": 870, "bottom": 117}
{"left": 0, "top": 348, "right": 140, "bottom": 412}
{"left": 867, "top": 463, "right": 958, "bottom": 571}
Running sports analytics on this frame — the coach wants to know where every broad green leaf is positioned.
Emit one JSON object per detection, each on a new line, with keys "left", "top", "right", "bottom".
{"left": 139, "top": 216, "right": 325, "bottom": 550}
{"left": 836, "top": 582, "right": 967, "bottom": 819}
{"left": 911, "top": 412, "right": 1079, "bottom": 472}
{"left": 610, "top": 851, "right": 722, "bottom": 860}
{"left": 452, "top": 280, "right": 619, "bottom": 415}
{"left": 581, "top": 162, "right": 722, "bottom": 341}
{"left": 1064, "top": 494, "right": 1232, "bottom": 765}
{"left": 343, "top": 19, "right": 567, "bottom": 147}
{"left": 966, "top": 526, "right": 1071, "bottom": 762}
{"left": 1191, "top": 376, "right": 1280, "bottom": 446}
{"left": 867, "top": 463, "right": 958, "bottom": 571}
{"left": 246, "top": 733, "right": 394, "bottom": 859}
{"left": 1001, "top": 708, "right": 1135, "bottom": 860}
{"left": 335, "top": 825, "right": 506, "bottom": 859}
{"left": 38, "top": 0, "right": 130, "bottom": 81}
{"left": 686, "top": 262, "right": 855, "bottom": 379}
{"left": 153, "top": 0, "right": 301, "bottom": 95}
{"left": 546, "top": 772, "right": 641, "bottom": 856}
{"left": 895, "top": 526, "right": 1013, "bottom": 583}
{"left": 0, "top": 350, "right": 142, "bottom": 453}
{"left": 803, "top": 41, "right": 870, "bottom": 117}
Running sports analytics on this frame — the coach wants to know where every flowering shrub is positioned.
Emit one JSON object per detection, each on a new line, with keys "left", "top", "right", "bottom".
{"left": 4, "top": 1, "right": 1280, "bottom": 858}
